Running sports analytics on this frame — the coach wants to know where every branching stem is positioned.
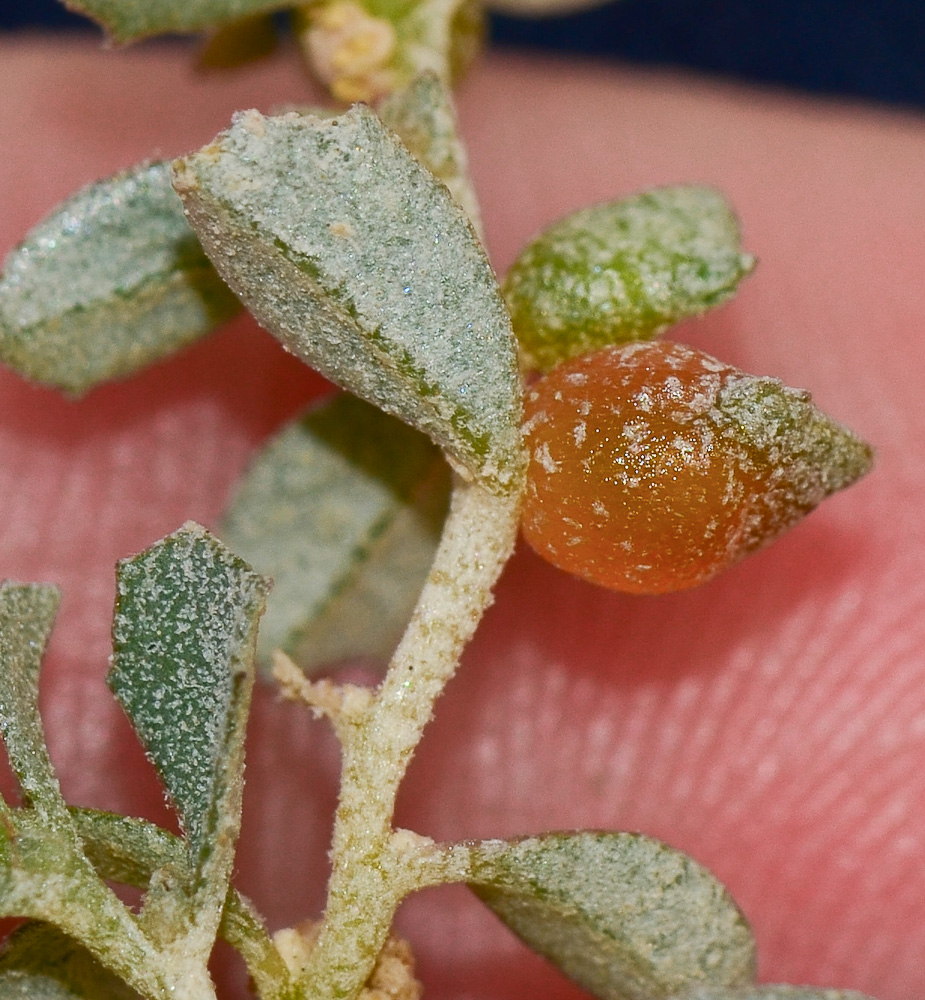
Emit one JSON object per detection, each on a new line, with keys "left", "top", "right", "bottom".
{"left": 297, "top": 476, "right": 521, "bottom": 1000}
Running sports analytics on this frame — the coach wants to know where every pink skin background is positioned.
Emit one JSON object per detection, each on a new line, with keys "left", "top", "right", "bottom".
{"left": 1, "top": 33, "right": 924, "bottom": 1000}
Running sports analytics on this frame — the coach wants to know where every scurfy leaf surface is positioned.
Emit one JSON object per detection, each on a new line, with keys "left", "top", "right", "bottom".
{"left": 69, "top": 809, "right": 185, "bottom": 890}
{"left": 0, "top": 162, "right": 240, "bottom": 396}
{"left": 222, "top": 392, "right": 449, "bottom": 673}
{"left": 173, "top": 106, "right": 524, "bottom": 494}
{"left": 469, "top": 831, "right": 756, "bottom": 1000}
{"left": 379, "top": 72, "right": 482, "bottom": 233}
{"left": 62, "top": 0, "right": 290, "bottom": 44}
{"left": 520, "top": 341, "right": 873, "bottom": 595}
{"left": 503, "top": 186, "right": 754, "bottom": 372}
{"left": 109, "top": 524, "right": 268, "bottom": 862}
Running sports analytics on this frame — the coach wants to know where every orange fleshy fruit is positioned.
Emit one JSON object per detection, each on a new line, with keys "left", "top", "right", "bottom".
{"left": 521, "top": 340, "right": 873, "bottom": 594}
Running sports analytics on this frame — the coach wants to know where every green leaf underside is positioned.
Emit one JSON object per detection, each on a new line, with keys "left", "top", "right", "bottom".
{"left": 0, "top": 162, "right": 240, "bottom": 396}
{"left": 0, "top": 585, "right": 63, "bottom": 819}
{"left": 173, "top": 105, "right": 523, "bottom": 494}
{"left": 0, "top": 923, "right": 140, "bottom": 1000}
{"left": 222, "top": 392, "right": 450, "bottom": 674}
{"left": 62, "top": 0, "right": 291, "bottom": 44}
{"left": 469, "top": 831, "right": 756, "bottom": 1000}
{"left": 109, "top": 523, "right": 268, "bottom": 863}
{"left": 502, "top": 186, "right": 755, "bottom": 373}
{"left": 379, "top": 71, "right": 482, "bottom": 235}
{"left": 674, "top": 988, "right": 875, "bottom": 1000}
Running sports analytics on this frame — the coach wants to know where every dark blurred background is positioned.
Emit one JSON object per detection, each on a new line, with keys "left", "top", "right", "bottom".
{"left": 2, "top": 0, "right": 924, "bottom": 109}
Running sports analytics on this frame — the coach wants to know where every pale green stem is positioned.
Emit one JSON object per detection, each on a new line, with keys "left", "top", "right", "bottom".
{"left": 222, "top": 892, "right": 295, "bottom": 1000}
{"left": 297, "top": 476, "right": 521, "bottom": 1000}
{"left": 10, "top": 868, "right": 213, "bottom": 1000}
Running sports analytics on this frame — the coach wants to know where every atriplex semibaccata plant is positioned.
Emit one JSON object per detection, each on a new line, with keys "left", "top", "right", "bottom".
{"left": 0, "top": 1, "right": 874, "bottom": 999}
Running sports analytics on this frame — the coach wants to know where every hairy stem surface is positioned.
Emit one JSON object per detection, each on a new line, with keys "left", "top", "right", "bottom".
{"left": 298, "top": 477, "right": 521, "bottom": 1000}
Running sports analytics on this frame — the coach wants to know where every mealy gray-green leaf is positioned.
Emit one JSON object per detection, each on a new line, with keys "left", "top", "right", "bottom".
{"left": 502, "top": 186, "right": 755, "bottom": 373}
{"left": 0, "top": 584, "right": 64, "bottom": 821}
{"left": 222, "top": 392, "right": 450, "bottom": 674}
{"left": 0, "top": 162, "right": 240, "bottom": 396}
{"left": 0, "top": 924, "right": 141, "bottom": 1000}
{"left": 379, "top": 72, "right": 482, "bottom": 235}
{"left": 62, "top": 0, "right": 290, "bottom": 44}
{"left": 173, "top": 106, "right": 524, "bottom": 494}
{"left": 109, "top": 522, "right": 268, "bottom": 945}
{"left": 468, "top": 831, "right": 756, "bottom": 1000}
{"left": 674, "top": 988, "right": 875, "bottom": 1000}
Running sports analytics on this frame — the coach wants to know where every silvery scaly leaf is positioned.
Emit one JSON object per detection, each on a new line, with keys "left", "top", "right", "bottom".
{"left": 674, "top": 988, "right": 876, "bottom": 1000}
{"left": 502, "top": 186, "right": 755, "bottom": 373}
{"left": 379, "top": 71, "right": 483, "bottom": 236}
{"left": 62, "top": 0, "right": 290, "bottom": 44}
{"left": 222, "top": 392, "right": 450, "bottom": 675}
{"left": 0, "top": 162, "right": 240, "bottom": 396}
{"left": 0, "top": 924, "right": 141, "bottom": 1000}
{"left": 0, "top": 584, "right": 65, "bottom": 822}
{"left": 109, "top": 524, "right": 268, "bottom": 947}
{"left": 172, "top": 106, "right": 524, "bottom": 495}
{"left": 468, "top": 831, "right": 757, "bottom": 1000}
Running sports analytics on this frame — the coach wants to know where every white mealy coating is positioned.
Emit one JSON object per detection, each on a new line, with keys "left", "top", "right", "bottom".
{"left": 172, "top": 106, "right": 523, "bottom": 494}
{"left": 296, "top": 481, "right": 520, "bottom": 1000}
{"left": 0, "top": 161, "right": 239, "bottom": 393}
{"left": 470, "top": 831, "right": 756, "bottom": 1000}
{"left": 504, "top": 187, "right": 755, "bottom": 371}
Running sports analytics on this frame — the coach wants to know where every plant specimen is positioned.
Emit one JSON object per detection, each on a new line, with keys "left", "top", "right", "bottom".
{"left": 0, "top": 2, "right": 878, "bottom": 999}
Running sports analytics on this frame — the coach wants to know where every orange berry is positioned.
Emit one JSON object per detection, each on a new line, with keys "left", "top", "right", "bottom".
{"left": 521, "top": 341, "right": 873, "bottom": 594}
